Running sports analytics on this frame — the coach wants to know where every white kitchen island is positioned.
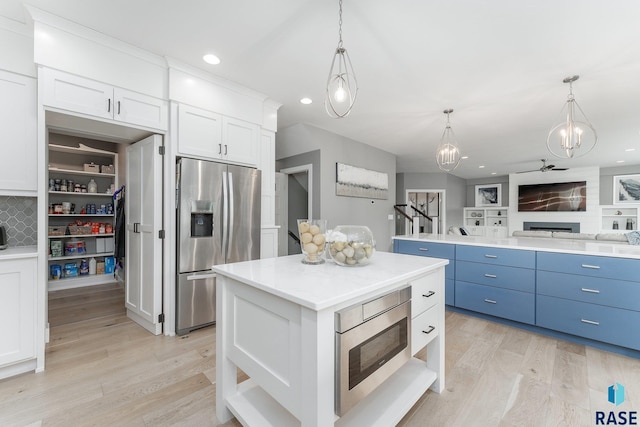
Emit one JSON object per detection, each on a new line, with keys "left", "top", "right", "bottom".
{"left": 213, "top": 251, "right": 447, "bottom": 427}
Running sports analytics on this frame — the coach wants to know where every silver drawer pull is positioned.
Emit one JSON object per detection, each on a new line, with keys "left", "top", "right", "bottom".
{"left": 581, "top": 264, "right": 600, "bottom": 269}
{"left": 484, "top": 254, "right": 498, "bottom": 259}
{"left": 581, "top": 319, "right": 600, "bottom": 326}
{"left": 484, "top": 299, "right": 497, "bottom": 304}
{"left": 484, "top": 274, "right": 497, "bottom": 278}
{"left": 422, "top": 326, "right": 436, "bottom": 334}
{"left": 422, "top": 291, "right": 435, "bottom": 298}
{"left": 581, "top": 288, "right": 600, "bottom": 294}
{"left": 418, "top": 248, "right": 429, "bottom": 251}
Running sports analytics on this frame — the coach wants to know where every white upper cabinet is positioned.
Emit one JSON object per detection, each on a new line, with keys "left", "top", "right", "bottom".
{"left": 222, "top": 116, "right": 258, "bottom": 166}
{"left": 0, "top": 70, "right": 37, "bottom": 194}
{"left": 176, "top": 104, "right": 258, "bottom": 166}
{"left": 177, "top": 104, "right": 222, "bottom": 159}
{"left": 42, "top": 68, "right": 168, "bottom": 131}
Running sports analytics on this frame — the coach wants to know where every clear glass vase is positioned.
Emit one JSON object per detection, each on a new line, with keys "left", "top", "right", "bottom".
{"left": 327, "top": 225, "right": 375, "bottom": 266}
{"left": 297, "top": 219, "right": 327, "bottom": 264}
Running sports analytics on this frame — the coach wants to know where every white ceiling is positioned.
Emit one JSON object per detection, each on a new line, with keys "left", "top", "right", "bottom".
{"left": 3, "top": 0, "right": 640, "bottom": 179}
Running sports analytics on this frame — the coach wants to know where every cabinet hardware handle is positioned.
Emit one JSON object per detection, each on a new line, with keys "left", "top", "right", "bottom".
{"left": 418, "top": 248, "right": 429, "bottom": 251}
{"left": 581, "top": 319, "right": 600, "bottom": 326}
{"left": 108, "top": 98, "right": 111, "bottom": 112}
{"left": 485, "top": 254, "right": 498, "bottom": 258}
{"left": 581, "top": 264, "right": 600, "bottom": 269}
{"left": 484, "top": 274, "right": 497, "bottom": 278}
{"left": 422, "top": 291, "right": 435, "bottom": 298}
{"left": 581, "top": 288, "right": 600, "bottom": 294}
{"left": 422, "top": 326, "right": 435, "bottom": 334}
{"left": 219, "top": 144, "right": 222, "bottom": 154}
{"left": 117, "top": 101, "right": 121, "bottom": 115}
{"left": 224, "top": 144, "right": 228, "bottom": 155}
{"left": 484, "top": 299, "right": 497, "bottom": 304}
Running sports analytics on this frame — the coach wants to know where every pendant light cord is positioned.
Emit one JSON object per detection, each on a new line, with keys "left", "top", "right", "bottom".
{"left": 338, "top": 0, "right": 343, "bottom": 48}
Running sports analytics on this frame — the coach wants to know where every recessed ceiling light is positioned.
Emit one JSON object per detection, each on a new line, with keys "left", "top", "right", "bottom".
{"left": 491, "top": 172, "right": 497, "bottom": 175}
{"left": 300, "top": 97, "right": 313, "bottom": 105}
{"left": 617, "top": 160, "right": 625, "bottom": 163}
{"left": 461, "top": 156, "right": 469, "bottom": 159}
{"left": 479, "top": 165, "right": 485, "bottom": 169}
{"left": 626, "top": 148, "right": 636, "bottom": 152}
{"left": 203, "top": 54, "right": 221, "bottom": 65}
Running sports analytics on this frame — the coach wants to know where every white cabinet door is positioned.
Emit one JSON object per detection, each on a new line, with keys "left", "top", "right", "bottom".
{"left": 42, "top": 68, "right": 168, "bottom": 130}
{"left": 0, "top": 71, "right": 37, "bottom": 193}
{"left": 126, "top": 135, "right": 163, "bottom": 335}
{"left": 42, "top": 68, "right": 113, "bottom": 120}
{"left": 114, "top": 87, "right": 168, "bottom": 131}
{"left": 0, "top": 258, "right": 36, "bottom": 366}
{"left": 177, "top": 104, "right": 223, "bottom": 159}
{"left": 222, "top": 117, "right": 258, "bottom": 166}
{"left": 260, "top": 227, "right": 278, "bottom": 259}
{"left": 259, "top": 131, "right": 276, "bottom": 226}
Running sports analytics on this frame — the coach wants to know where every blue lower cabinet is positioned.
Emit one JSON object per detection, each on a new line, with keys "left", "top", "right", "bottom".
{"left": 455, "top": 281, "right": 535, "bottom": 324}
{"left": 456, "top": 245, "right": 535, "bottom": 268}
{"left": 445, "top": 279, "right": 454, "bottom": 306}
{"left": 537, "top": 295, "right": 640, "bottom": 350}
{"left": 456, "top": 260, "right": 535, "bottom": 293}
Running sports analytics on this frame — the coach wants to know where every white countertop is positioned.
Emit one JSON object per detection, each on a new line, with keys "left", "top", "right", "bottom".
{"left": 0, "top": 245, "right": 38, "bottom": 260}
{"left": 393, "top": 234, "right": 640, "bottom": 259}
{"left": 212, "top": 251, "right": 448, "bottom": 311}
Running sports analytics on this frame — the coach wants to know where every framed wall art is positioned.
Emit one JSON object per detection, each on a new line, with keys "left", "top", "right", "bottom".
{"left": 475, "top": 183, "right": 502, "bottom": 207}
{"left": 335, "top": 163, "right": 389, "bottom": 199}
{"left": 613, "top": 174, "right": 640, "bottom": 204}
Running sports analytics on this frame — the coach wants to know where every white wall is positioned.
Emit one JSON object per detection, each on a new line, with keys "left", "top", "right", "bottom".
{"left": 508, "top": 166, "right": 600, "bottom": 234}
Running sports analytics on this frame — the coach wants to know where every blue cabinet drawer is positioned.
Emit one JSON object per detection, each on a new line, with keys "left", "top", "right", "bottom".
{"left": 456, "top": 245, "right": 535, "bottom": 268}
{"left": 456, "top": 260, "right": 535, "bottom": 293}
{"left": 445, "top": 279, "right": 454, "bottom": 306}
{"left": 537, "top": 271, "right": 640, "bottom": 311}
{"left": 537, "top": 295, "right": 640, "bottom": 350}
{"left": 455, "top": 281, "right": 535, "bottom": 324}
{"left": 394, "top": 240, "right": 455, "bottom": 277}
{"left": 394, "top": 240, "right": 455, "bottom": 258}
{"left": 537, "top": 252, "right": 640, "bottom": 282}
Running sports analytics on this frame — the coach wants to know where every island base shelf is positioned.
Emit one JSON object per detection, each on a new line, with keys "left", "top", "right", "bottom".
{"left": 225, "top": 358, "right": 437, "bottom": 427}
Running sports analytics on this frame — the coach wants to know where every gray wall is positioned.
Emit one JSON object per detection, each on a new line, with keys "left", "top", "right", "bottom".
{"left": 277, "top": 124, "right": 397, "bottom": 252}
{"left": 396, "top": 173, "right": 466, "bottom": 230}
{"left": 276, "top": 150, "right": 321, "bottom": 219}
{"left": 465, "top": 176, "right": 510, "bottom": 207}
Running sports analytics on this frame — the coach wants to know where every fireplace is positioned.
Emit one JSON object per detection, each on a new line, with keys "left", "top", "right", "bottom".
{"left": 523, "top": 221, "right": 580, "bottom": 233}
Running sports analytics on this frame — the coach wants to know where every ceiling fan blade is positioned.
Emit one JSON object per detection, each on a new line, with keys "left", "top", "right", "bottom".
{"left": 551, "top": 167, "right": 568, "bottom": 171}
{"left": 516, "top": 169, "right": 539, "bottom": 174}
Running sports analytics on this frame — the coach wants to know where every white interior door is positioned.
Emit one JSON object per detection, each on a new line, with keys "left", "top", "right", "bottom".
{"left": 125, "top": 134, "right": 163, "bottom": 335}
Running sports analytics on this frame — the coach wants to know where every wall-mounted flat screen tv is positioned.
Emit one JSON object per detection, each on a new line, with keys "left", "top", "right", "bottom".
{"left": 518, "top": 181, "right": 587, "bottom": 212}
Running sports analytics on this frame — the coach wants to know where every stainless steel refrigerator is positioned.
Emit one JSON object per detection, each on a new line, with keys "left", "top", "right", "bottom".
{"left": 176, "top": 157, "right": 261, "bottom": 335}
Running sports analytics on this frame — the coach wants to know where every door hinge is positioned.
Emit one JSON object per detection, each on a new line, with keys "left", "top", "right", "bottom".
{"left": 158, "top": 229, "right": 165, "bottom": 239}
{"left": 158, "top": 146, "right": 165, "bottom": 155}
{"left": 158, "top": 313, "right": 165, "bottom": 323}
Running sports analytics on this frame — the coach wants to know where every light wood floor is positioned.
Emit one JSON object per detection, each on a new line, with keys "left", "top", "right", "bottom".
{"left": 0, "top": 285, "right": 638, "bottom": 426}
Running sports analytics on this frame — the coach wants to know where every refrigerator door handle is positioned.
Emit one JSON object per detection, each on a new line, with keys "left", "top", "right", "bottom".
{"left": 228, "top": 172, "right": 234, "bottom": 249}
{"left": 222, "top": 171, "right": 229, "bottom": 257}
{"left": 186, "top": 272, "right": 217, "bottom": 281}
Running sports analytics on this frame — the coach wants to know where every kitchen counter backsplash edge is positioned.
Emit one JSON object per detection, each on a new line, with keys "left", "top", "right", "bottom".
{"left": 0, "top": 245, "right": 38, "bottom": 260}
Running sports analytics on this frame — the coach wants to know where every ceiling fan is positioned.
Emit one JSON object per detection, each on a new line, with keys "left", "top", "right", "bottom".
{"left": 516, "top": 159, "right": 569, "bottom": 174}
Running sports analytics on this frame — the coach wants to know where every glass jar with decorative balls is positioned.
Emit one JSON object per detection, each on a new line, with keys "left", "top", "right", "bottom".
{"left": 327, "top": 225, "right": 375, "bottom": 266}
{"left": 297, "top": 219, "right": 327, "bottom": 264}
